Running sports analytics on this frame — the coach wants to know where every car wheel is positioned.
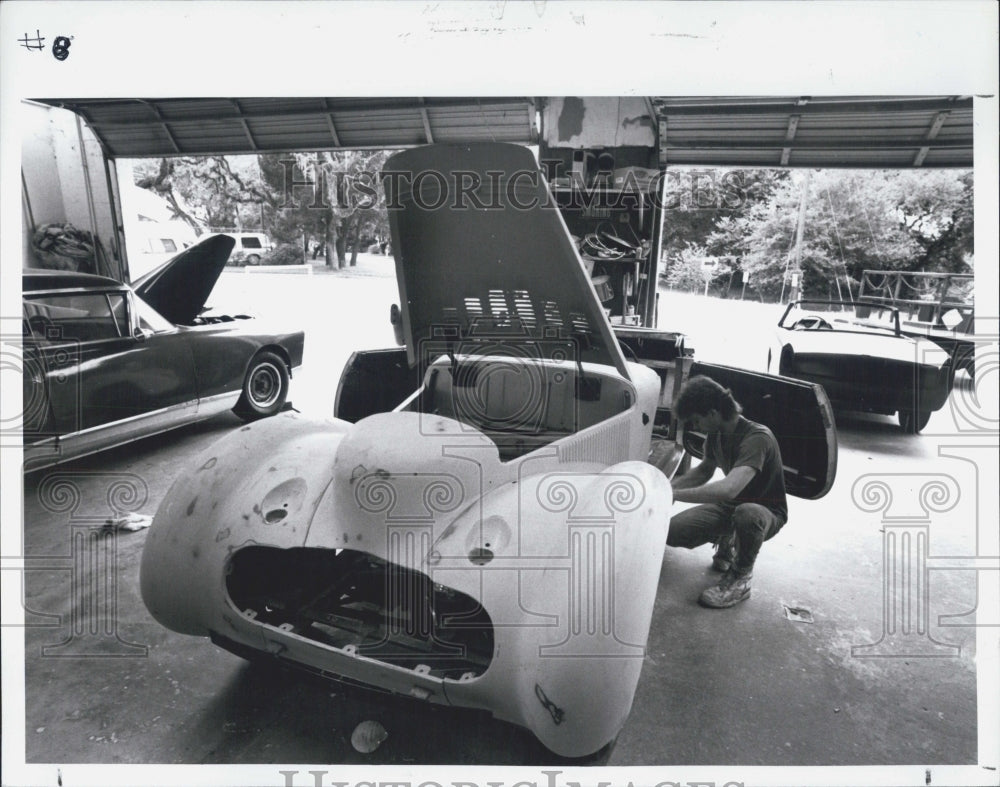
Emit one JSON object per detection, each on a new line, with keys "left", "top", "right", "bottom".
{"left": 234, "top": 351, "right": 289, "bottom": 421}
{"left": 958, "top": 348, "right": 975, "bottom": 380}
{"left": 778, "top": 344, "right": 795, "bottom": 376}
{"left": 246, "top": 254, "right": 261, "bottom": 265}
{"left": 898, "top": 408, "right": 931, "bottom": 434}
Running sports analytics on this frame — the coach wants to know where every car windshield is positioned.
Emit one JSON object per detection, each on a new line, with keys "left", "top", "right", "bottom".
{"left": 780, "top": 300, "right": 900, "bottom": 335}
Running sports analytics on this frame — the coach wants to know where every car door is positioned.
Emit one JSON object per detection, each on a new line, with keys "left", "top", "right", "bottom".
{"left": 23, "top": 288, "right": 200, "bottom": 447}
{"left": 334, "top": 348, "right": 421, "bottom": 423}
{"left": 683, "top": 361, "right": 838, "bottom": 499}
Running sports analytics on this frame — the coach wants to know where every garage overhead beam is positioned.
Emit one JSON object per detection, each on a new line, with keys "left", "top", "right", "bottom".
{"left": 232, "top": 100, "right": 259, "bottom": 151}
{"left": 136, "top": 99, "right": 182, "bottom": 155}
{"left": 419, "top": 100, "right": 435, "bottom": 144}
{"left": 322, "top": 99, "right": 342, "bottom": 147}
{"left": 665, "top": 139, "right": 970, "bottom": 151}
{"left": 927, "top": 111, "right": 950, "bottom": 138}
{"left": 781, "top": 114, "right": 800, "bottom": 165}
{"left": 652, "top": 96, "right": 970, "bottom": 116}
{"left": 914, "top": 110, "right": 949, "bottom": 167}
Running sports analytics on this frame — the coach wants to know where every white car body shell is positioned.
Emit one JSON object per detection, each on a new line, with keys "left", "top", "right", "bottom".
{"left": 141, "top": 355, "right": 670, "bottom": 757}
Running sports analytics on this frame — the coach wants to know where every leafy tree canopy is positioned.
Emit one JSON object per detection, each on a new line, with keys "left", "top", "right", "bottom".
{"left": 133, "top": 150, "right": 392, "bottom": 268}
{"left": 660, "top": 168, "right": 973, "bottom": 301}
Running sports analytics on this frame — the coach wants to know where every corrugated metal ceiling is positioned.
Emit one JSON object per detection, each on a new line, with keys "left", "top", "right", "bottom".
{"left": 38, "top": 95, "right": 974, "bottom": 168}
{"left": 41, "top": 97, "right": 538, "bottom": 157}
{"left": 651, "top": 96, "right": 974, "bottom": 168}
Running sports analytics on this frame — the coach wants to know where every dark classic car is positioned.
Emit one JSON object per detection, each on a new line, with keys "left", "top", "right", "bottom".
{"left": 141, "top": 144, "right": 836, "bottom": 758}
{"left": 767, "top": 299, "right": 953, "bottom": 433}
{"left": 22, "top": 234, "right": 304, "bottom": 469}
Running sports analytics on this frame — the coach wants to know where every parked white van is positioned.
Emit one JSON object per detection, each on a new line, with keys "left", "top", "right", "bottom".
{"left": 227, "top": 232, "right": 274, "bottom": 265}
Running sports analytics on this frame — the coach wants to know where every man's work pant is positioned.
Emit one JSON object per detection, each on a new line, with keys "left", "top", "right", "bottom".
{"left": 667, "top": 502, "right": 785, "bottom": 575}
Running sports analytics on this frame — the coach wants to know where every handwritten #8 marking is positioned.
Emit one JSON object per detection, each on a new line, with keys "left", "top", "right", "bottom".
{"left": 16, "top": 31, "right": 72, "bottom": 60}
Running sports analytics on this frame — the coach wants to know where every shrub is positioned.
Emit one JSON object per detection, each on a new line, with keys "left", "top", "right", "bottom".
{"left": 261, "top": 243, "right": 305, "bottom": 266}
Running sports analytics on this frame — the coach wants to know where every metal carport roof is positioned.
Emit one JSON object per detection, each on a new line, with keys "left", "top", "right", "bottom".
{"left": 650, "top": 95, "right": 974, "bottom": 168}
{"left": 38, "top": 95, "right": 974, "bottom": 168}
{"left": 37, "top": 97, "right": 539, "bottom": 158}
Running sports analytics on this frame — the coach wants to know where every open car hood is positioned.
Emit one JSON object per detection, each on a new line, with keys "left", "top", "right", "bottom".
{"left": 383, "top": 143, "right": 630, "bottom": 379}
{"left": 131, "top": 234, "right": 236, "bottom": 325}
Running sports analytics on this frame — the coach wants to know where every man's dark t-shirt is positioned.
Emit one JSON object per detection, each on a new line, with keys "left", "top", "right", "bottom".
{"left": 707, "top": 416, "right": 787, "bottom": 521}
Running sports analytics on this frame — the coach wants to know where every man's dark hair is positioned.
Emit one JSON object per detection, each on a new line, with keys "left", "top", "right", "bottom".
{"left": 674, "top": 375, "right": 742, "bottom": 421}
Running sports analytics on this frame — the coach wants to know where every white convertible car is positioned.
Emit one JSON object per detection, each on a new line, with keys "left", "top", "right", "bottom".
{"left": 767, "top": 300, "right": 953, "bottom": 433}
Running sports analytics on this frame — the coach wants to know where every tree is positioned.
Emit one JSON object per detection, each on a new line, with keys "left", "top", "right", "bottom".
{"left": 134, "top": 155, "right": 277, "bottom": 232}
{"left": 338, "top": 150, "right": 391, "bottom": 266}
{"left": 664, "top": 244, "right": 712, "bottom": 293}
{"left": 891, "top": 169, "right": 973, "bottom": 271}
{"left": 133, "top": 158, "right": 209, "bottom": 234}
{"left": 704, "top": 169, "right": 973, "bottom": 301}
{"left": 261, "top": 150, "right": 391, "bottom": 268}
{"left": 659, "top": 168, "right": 790, "bottom": 290}
{"left": 136, "top": 151, "right": 394, "bottom": 269}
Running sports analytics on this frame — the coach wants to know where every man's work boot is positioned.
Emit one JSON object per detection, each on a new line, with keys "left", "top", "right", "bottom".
{"left": 711, "top": 533, "right": 736, "bottom": 572}
{"left": 698, "top": 570, "right": 752, "bottom": 608}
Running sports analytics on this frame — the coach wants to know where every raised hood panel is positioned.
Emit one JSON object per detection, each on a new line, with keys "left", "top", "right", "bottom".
{"left": 132, "top": 234, "right": 236, "bottom": 325}
{"left": 383, "top": 143, "right": 630, "bottom": 379}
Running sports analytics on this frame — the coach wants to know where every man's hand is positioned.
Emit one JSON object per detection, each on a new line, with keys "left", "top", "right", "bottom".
{"left": 671, "top": 456, "right": 716, "bottom": 491}
{"left": 672, "top": 465, "right": 757, "bottom": 505}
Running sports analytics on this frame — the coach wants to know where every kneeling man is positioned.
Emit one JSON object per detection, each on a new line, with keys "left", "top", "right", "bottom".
{"left": 668, "top": 376, "right": 787, "bottom": 608}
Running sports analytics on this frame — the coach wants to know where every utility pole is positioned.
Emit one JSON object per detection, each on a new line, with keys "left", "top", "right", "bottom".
{"left": 789, "top": 170, "right": 810, "bottom": 303}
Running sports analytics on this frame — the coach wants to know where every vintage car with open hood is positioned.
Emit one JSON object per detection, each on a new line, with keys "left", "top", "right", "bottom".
{"left": 141, "top": 143, "right": 836, "bottom": 757}
{"left": 766, "top": 299, "right": 953, "bottom": 433}
{"left": 22, "top": 234, "right": 304, "bottom": 469}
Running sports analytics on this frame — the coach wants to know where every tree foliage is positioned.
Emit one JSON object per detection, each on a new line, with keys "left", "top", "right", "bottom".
{"left": 660, "top": 169, "right": 790, "bottom": 259}
{"left": 892, "top": 169, "right": 973, "bottom": 271}
{"left": 660, "top": 168, "right": 974, "bottom": 301}
{"left": 259, "top": 150, "right": 391, "bottom": 267}
{"left": 133, "top": 156, "right": 271, "bottom": 232}
{"left": 134, "top": 150, "right": 393, "bottom": 268}
{"left": 135, "top": 156, "right": 973, "bottom": 289}
{"left": 658, "top": 169, "right": 790, "bottom": 297}
{"left": 663, "top": 244, "right": 714, "bottom": 292}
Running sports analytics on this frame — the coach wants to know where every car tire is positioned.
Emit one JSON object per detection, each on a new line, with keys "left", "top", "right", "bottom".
{"left": 958, "top": 347, "right": 975, "bottom": 380}
{"left": 898, "top": 408, "right": 931, "bottom": 434}
{"left": 234, "top": 350, "right": 289, "bottom": 422}
{"left": 778, "top": 344, "right": 795, "bottom": 376}
{"left": 246, "top": 254, "right": 261, "bottom": 265}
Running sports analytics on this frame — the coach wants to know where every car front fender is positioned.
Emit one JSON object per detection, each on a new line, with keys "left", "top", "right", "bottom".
{"left": 139, "top": 412, "right": 351, "bottom": 635}
{"left": 429, "top": 459, "right": 672, "bottom": 757}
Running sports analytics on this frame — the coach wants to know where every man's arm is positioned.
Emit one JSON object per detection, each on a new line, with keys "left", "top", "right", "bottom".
{"left": 671, "top": 456, "right": 717, "bottom": 491}
{"left": 672, "top": 465, "right": 757, "bottom": 505}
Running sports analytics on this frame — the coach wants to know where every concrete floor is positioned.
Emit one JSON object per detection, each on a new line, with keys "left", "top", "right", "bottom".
{"left": 16, "top": 386, "right": 987, "bottom": 772}
{"left": 10, "top": 274, "right": 996, "bottom": 780}
{"left": 624, "top": 408, "right": 982, "bottom": 767}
